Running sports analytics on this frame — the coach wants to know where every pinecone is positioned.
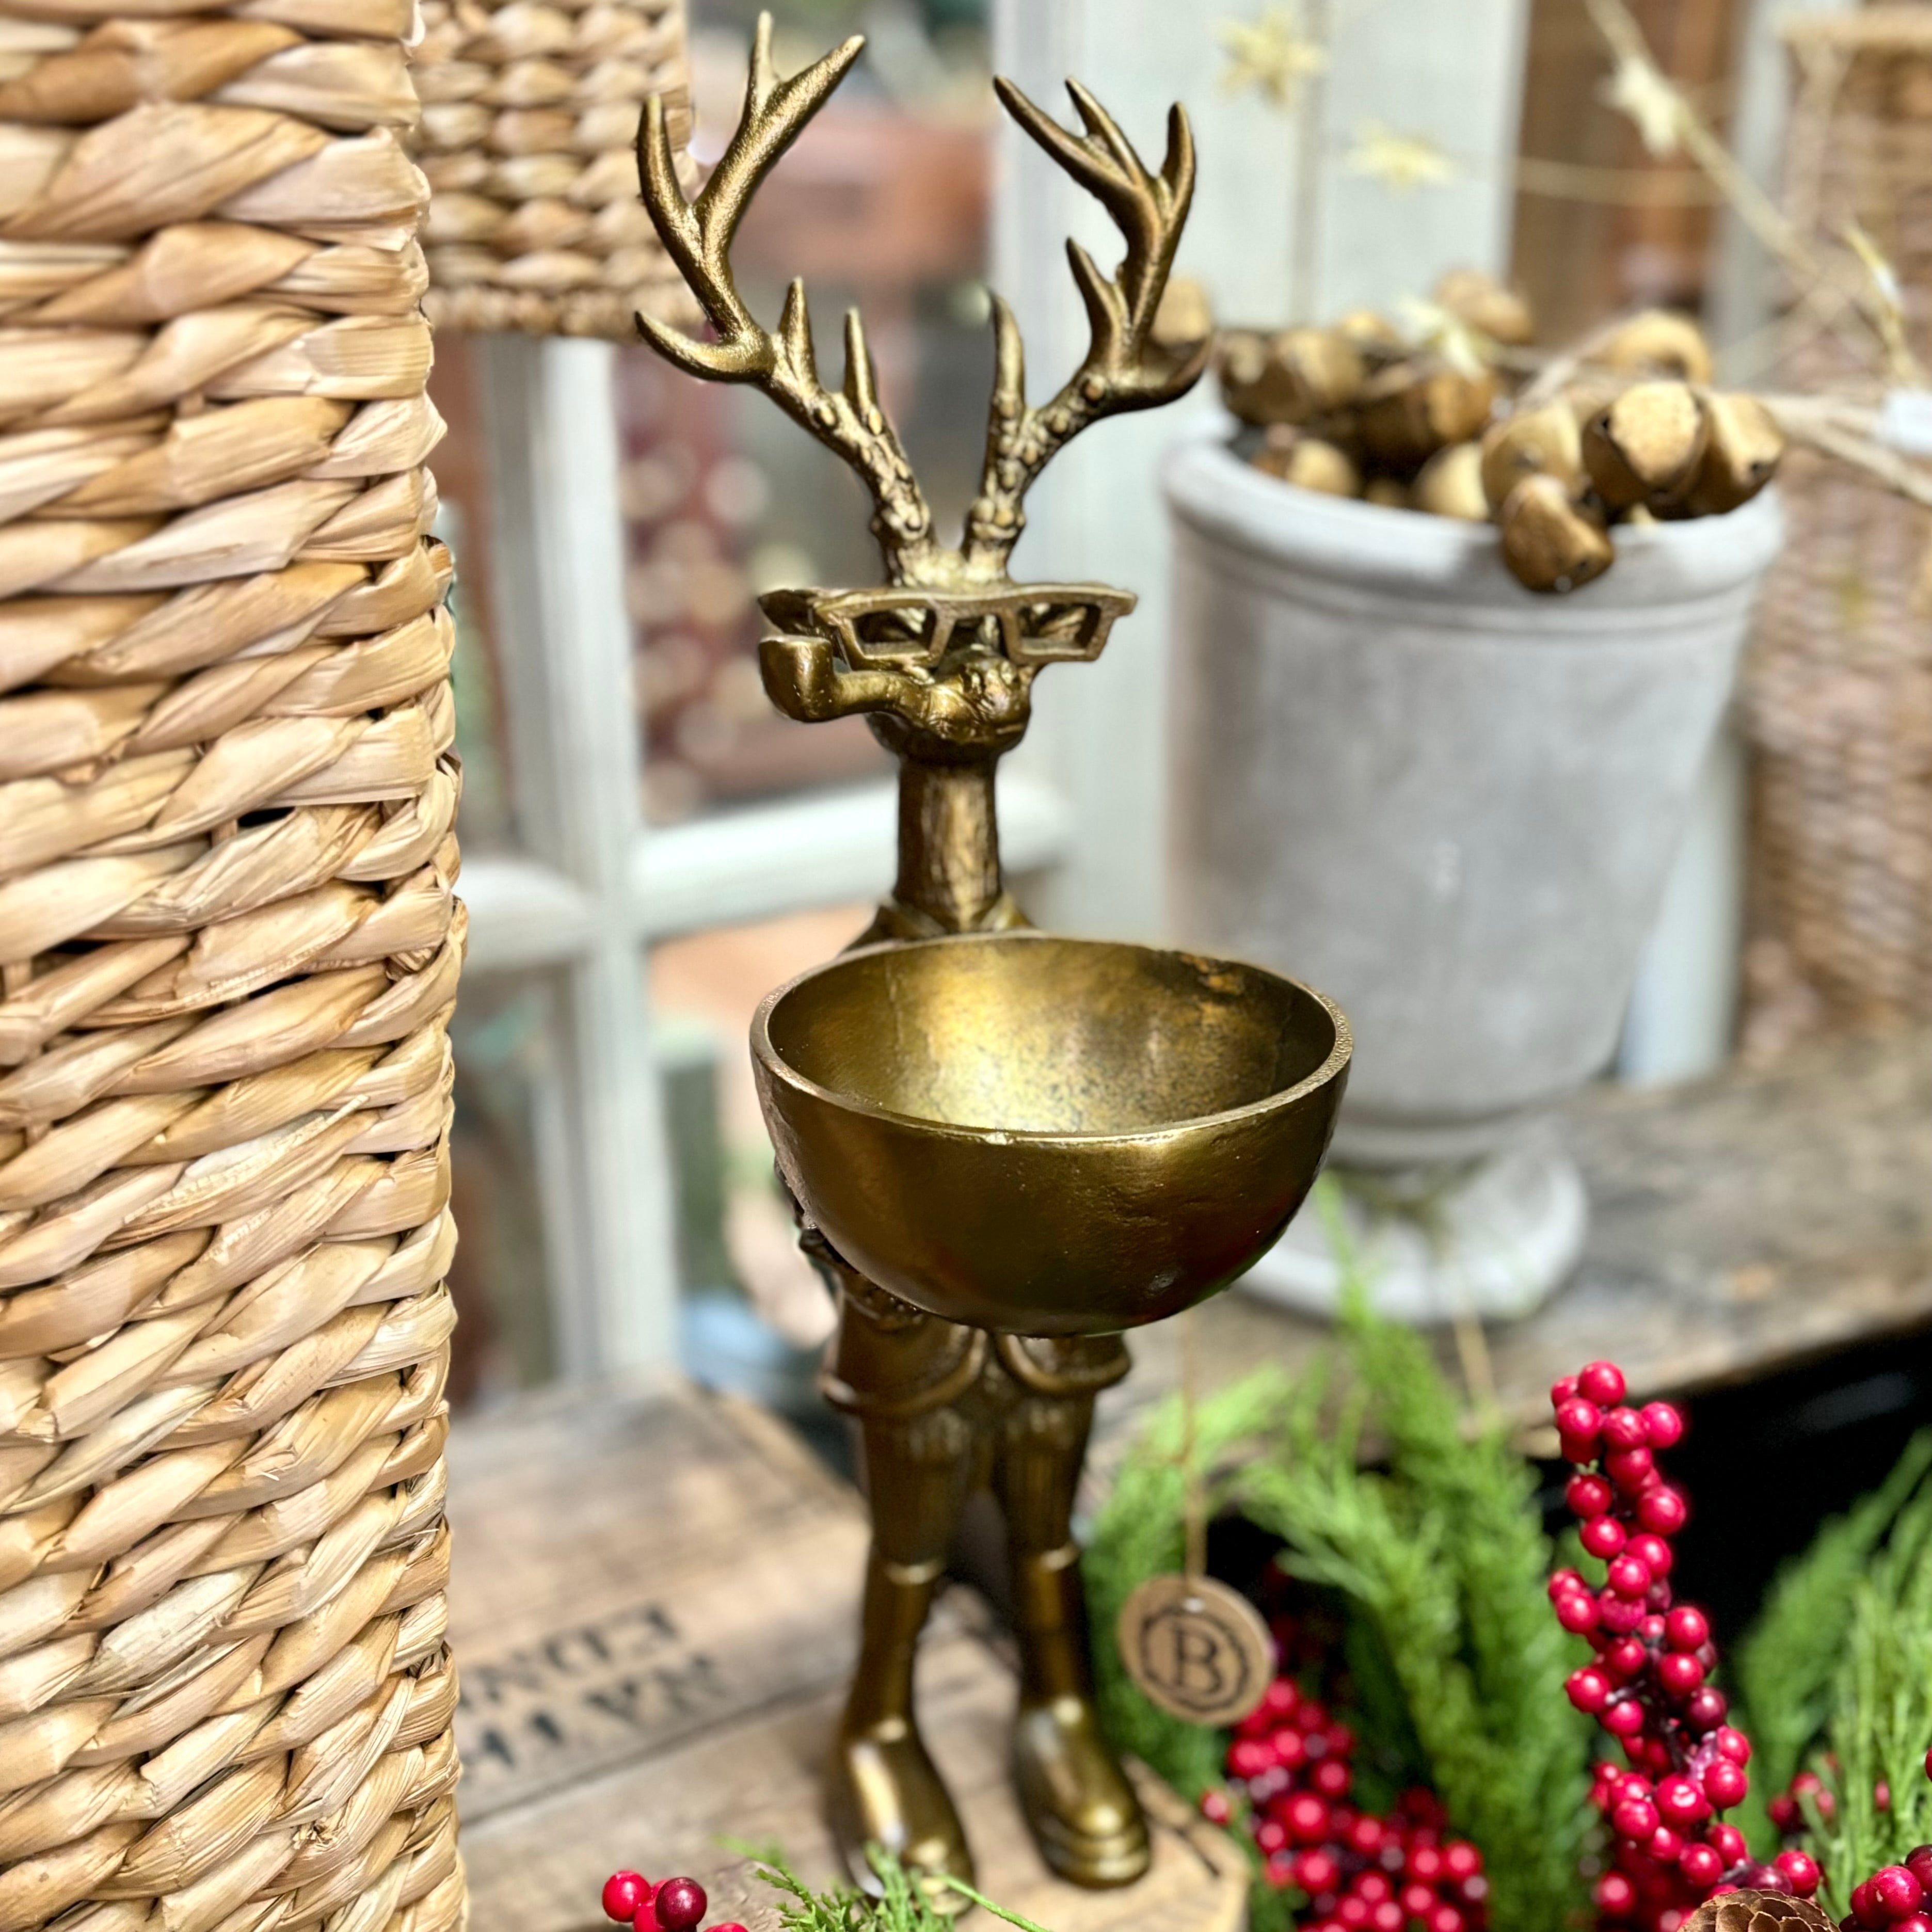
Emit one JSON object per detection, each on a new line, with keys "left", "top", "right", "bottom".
{"left": 1685, "top": 1892, "right": 1836, "bottom": 1932}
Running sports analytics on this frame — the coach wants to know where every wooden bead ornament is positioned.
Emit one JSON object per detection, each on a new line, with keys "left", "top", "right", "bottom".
{"left": 1116, "top": 1311, "right": 1272, "bottom": 1731}
{"left": 1595, "top": 309, "right": 1716, "bottom": 386}
{"left": 1356, "top": 359, "right": 1498, "bottom": 474}
{"left": 1252, "top": 427, "right": 1361, "bottom": 499}
{"left": 1413, "top": 441, "right": 1489, "bottom": 522}
{"left": 1683, "top": 393, "right": 1785, "bottom": 518}
{"left": 1434, "top": 266, "right": 1536, "bottom": 349}
{"left": 1479, "top": 401, "right": 1583, "bottom": 515}
{"left": 1582, "top": 381, "right": 1710, "bottom": 515}
{"left": 1497, "top": 473, "right": 1614, "bottom": 595}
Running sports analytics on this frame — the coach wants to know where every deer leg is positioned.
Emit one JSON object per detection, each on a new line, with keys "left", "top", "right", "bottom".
{"left": 833, "top": 1397, "right": 983, "bottom": 1905}
{"left": 993, "top": 1387, "right": 1150, "bottom": 1889}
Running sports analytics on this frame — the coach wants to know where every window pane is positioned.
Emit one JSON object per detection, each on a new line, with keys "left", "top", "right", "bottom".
{"left": 432, "top": 334, "right": 524, "bottom": 854}
{"left": 631, "top": 4, "right": 993, "bottom": 823}
{"left": 449, "top": 976, "right": 560, "bottom": 1398}
{"left": 651, "top": 905, "right": 871, "bottom": 1453}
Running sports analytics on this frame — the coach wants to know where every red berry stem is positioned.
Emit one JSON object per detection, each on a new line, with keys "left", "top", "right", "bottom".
{"left": 1547, "top": 1361, "right": 1818, "bottom": 1930}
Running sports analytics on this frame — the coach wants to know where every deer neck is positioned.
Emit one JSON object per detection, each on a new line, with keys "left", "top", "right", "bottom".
{"left": 888, "top": 752, "right": 1012, "bottom": 936}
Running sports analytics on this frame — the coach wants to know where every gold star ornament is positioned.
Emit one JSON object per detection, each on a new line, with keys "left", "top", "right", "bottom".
{"left": 1600, "top": 51, "right": 1684, "bottom": 158}
{"left": 1219, "top": 5, "right": 1328, "bottom": 112}
{"left": 1346, "top": 123, "right": 1458, "bottom": 193}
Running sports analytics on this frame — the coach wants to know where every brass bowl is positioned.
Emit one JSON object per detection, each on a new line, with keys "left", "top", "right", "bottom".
{"left": 751, "top": 932, "right": 1351, "bottom": 1335}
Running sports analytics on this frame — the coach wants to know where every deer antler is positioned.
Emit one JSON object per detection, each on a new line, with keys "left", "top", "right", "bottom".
{"left": 635, "top": 28, "right": 1204, "bottom": 590}
{"left": 634, "top": 15, "right": 939, "bottom": 583}
{"left": 962, "top": 81, "right": 1208, "bottom": 578}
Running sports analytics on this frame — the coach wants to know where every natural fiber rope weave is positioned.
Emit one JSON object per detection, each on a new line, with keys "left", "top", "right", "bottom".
{"left": 1745, "top": 449, "right": 1932, "bottom": 1035}
{"left": 1741, "top": 12, "right": 1932, "bottom": 1052}
{"left": 415, "top": 0, "right": 698, "bottom": 339}
{"left": 0, "top": 0, "right": 464, "bottom": 1927}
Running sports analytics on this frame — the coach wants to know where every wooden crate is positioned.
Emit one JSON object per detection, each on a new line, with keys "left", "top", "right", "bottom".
{"left": 445, "top": 1379, "right": 1249, "bottom": 1932}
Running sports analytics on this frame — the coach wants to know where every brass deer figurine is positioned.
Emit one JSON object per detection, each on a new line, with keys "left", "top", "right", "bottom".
{"left": 635, "top": 17, "right": 1209, "bottom": 1899}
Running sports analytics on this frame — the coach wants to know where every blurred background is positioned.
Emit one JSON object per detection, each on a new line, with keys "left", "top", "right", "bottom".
{"left": 422, "top": 0, "right": 1922, "bottom": 1424}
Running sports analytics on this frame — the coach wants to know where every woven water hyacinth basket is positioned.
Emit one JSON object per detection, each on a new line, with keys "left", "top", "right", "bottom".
{"left": 1741, "top": 10, "right": 1932, "bottom": 1051}
{"left": 414, "top": 0, "right": 698, "bottom": 339}
{"left": 1744, "top": 450, "right": 1932, "bottom": 1037}
{"left": 0, "top": 0, "right": 465, "bottom": 1925}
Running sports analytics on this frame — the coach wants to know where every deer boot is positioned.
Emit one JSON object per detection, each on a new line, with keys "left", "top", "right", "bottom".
{"left": 829, "top": 1546, "right": 973, "bottom": 1906}
{"left": 999, "top": 1386, "right": 1149, "bottom": 1888}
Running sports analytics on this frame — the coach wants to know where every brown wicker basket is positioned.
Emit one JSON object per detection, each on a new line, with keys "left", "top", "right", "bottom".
{"left": 1740, "top": 8, "right": 1932, "bottom": 1055}
{"left": 414, "top": 0, "right": 699, "bottom": 339}
{"left": 0, "top": 0, "right": 465, "bottom": 1925}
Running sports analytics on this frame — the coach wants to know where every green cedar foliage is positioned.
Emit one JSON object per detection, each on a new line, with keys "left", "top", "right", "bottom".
{"left": 1731, "top": 1431, "right": 1932, "bottom": 1859}
{"left": 1080, "top": 1219, "right": 1591, "bottom": 1932}
{"left": 1337, "top": 1286, "right": 1592, "bottom": 1930}
{"left": 743, "top": 1848, "right": 1057, "bottom": 1932}
{"left": 1730, "top": 1444, "right": 1932, "bottom": 1913}
{"left": 1237, "top": 1296, "right": 1590, "bottom": 1932}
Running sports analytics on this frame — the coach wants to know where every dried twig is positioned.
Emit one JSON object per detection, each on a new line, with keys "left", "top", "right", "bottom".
{"left": 1757, "top": 393, "right": 1932, "bottom": 513}
{"left": 1583, "top": 0, "right": 1924, "bottom": 386}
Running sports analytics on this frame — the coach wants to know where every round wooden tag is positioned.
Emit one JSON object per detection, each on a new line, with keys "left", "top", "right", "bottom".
{"left": 1116, "top": 1574, "right": 1273, "bottom": 1726}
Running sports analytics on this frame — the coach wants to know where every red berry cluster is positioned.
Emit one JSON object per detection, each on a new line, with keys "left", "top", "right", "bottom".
{"left": 1201, "top": 1672, "right": 1489, "bottom": 1932}
{"left": 1547, "top": 1361, "right": 1819, "bottom": 1929}
{"left": 601, "top": 1871, "right": 744, "bottom": 1932}
{"left": 1844, "top": 1850, "right": 1932, "bottom": 1932}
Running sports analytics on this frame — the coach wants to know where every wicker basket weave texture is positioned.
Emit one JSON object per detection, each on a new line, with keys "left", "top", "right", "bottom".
{"left": 1743, "top": 14, "right": 1932, "bottom": 1047}
{"left": 416, "top": 0, "right": 699, "bottom": 339}
{"left": 0, "top": 0, "right": 464, "bottom": 1927}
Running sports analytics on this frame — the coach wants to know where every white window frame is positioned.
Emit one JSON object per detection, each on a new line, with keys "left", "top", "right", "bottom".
{"left": 456, "top": 1, "right": 1543, "bottom": 1377}
{"left": 457, "top": 336, "right": 1072, "bottom": 1376}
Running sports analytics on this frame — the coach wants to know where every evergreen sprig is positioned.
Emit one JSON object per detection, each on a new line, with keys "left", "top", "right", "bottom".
{"left": 1080, "top": 1194, "right": 1591, "bottom": 1932}
{"left": 1235, "top": 1285, "right": 1588, "bottom": 1932}
{"left": 1238, "top": 1402, "right": 1504, "bottom": 1819}
{"left": 1805, "top": 1478, "right": 1932, "bottom": 1911}
{"left": 1330, "top": 1285, "right": 1592, "bottom": 1932}
{"left": 743, "top": 1848, "right": 1059, "bottom": 1932}
{"left": 1732, "top": 1430, "right": 1932, "bottom": 1855}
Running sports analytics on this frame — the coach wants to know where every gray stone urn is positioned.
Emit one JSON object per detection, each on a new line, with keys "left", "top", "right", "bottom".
{"left": 1163, "top": 434, "right": 1783, "bottom": 1320}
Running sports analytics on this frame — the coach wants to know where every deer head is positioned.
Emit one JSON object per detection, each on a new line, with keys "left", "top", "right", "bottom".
{"left": 633, "top": 15, "right": 1208, "bottom": 594}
